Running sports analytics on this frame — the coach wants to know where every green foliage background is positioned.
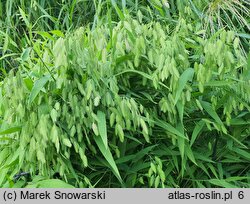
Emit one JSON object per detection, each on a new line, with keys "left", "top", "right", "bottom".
{"left": 0, "top": 0, "right": 249, "bottom": 188}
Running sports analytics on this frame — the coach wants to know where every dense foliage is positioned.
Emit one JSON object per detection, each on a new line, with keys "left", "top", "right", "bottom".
{"left": 0, "top": 0, "right": 249, "bottom": 188}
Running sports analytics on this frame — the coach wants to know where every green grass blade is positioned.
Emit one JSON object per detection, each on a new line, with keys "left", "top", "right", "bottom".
{"left": 97, "top": 111, "right": 108, "bottom": 149}
{"left": 200, "top": 101, "right": 224, "bottom": 127}
{"left": 93, "top": 135, "right": 123, "bottom": 184}
{"left": 190, "top": 120, "right": 205, "bottom": 146}
{"left": 154, "top": 119, "right": 188, "bottom": 140}
{"left": 174, "top": 68, "right": 194, "bottom": 105}
{"left": 36, "top": 179, "right": 75, "bottom": 188}
{"left": 233, "top": 148, "right": 250, "bottom": 161}
{"left": 0, "top": 126, "right": 22, "bottom": 135}
{"left": 186, "top": 145, "right": 197, "bottom": 165}
{"left": 111, "top": 0, "right": 125, "bottom": 20}
{"left": 18, "top": 7, "right": 31, "bottom": 28}
{"left": 28, "top": 75, "right": 50, "bottom": 105}
{"left": 208, "top": 179, "right": 238, "bottom": 188}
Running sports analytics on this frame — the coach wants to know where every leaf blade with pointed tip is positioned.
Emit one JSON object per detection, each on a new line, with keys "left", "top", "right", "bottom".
{"left": 154, "top": 119, "right": 188, "bottom": 140}
{"left": 174, "top": 68, "right": 194, "bottom": 104}
{"left": 97, "top": 111, "right": 108, "bottom": 149}
{"left": 93, "top": 135, "right": 123, "bottom": 184}
{"left": 0, "top": 126, "right": 22, "bottom": 135}
{"left": 200, "top": 101, "right": 224, "bottom": 126}
{"left": 28, "top": 75, "right": 50, "bottom": 105}
{"left": 190, "top": 120, "right": 205, "bottom": 146}
{"left": 186, "top": 145, "right": 197, "bottom": 165}
{"left": 37, "top": 179, "right": 75, "bottom": 188}
{"left": 208, "top": 179, "right": 238, "bottom": 188}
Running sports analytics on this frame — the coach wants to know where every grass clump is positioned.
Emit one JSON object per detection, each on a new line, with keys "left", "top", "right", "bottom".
{"left": 0, "top": 13, "right": 249, "bottom": 187}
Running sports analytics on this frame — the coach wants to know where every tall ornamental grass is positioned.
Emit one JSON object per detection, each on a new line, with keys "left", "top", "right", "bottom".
{"left": 0, "top": 15, "right": 249, "bottom": 187}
